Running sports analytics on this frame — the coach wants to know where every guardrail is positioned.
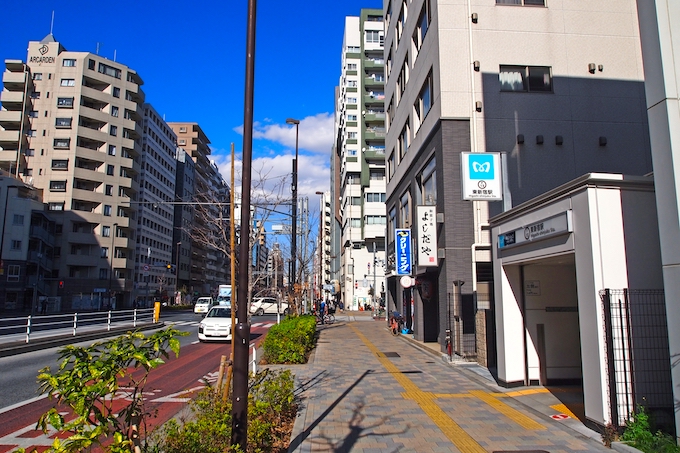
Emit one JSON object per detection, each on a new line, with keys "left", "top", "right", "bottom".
{"left": 0, "top": 308, "right": 156, "bottom": 345}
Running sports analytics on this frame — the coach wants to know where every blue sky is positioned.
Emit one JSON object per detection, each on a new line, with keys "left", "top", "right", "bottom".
{"left": 0, "top": 0, "right": 382, "bottom": 203}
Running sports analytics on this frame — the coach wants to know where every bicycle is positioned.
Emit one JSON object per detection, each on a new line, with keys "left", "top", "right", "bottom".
{"left": 315, "top": 311, "right": 334, "bottom": 325}
{"left": 389, "top": 312, "right": 404, "bottom": 336}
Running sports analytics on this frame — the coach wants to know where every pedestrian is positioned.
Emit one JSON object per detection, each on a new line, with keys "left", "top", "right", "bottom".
{"left": 320, "top": 299, "right": 326, "bottom": 324}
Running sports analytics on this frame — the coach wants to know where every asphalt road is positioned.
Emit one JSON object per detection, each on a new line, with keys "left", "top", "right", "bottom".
{"left": 0, "top": 310, "right": 278, "bottom": 452}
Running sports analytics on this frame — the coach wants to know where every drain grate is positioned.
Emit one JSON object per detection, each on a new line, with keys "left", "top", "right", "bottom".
{"left": 381, "top": 351, "right": 400, "bottom": 357}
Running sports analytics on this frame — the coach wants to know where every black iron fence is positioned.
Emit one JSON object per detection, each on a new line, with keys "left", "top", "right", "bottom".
{"left": 600, "top": 289, "right": 674, "bottom": 433}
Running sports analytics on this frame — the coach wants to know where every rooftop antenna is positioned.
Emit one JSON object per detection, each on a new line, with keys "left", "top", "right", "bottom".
{"left": 50, "top": 11, "right": 55, "bottom": 35}
{"left": 113, "top": 50, "right": 117, "bottom": 62}
{"left": 96, "top": 42, "right": 100, "bottom": 55}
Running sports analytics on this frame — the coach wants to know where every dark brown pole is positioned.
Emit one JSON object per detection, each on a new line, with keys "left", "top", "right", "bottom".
{"left": 231, "top": 0, "right": 256, "bottom": 449}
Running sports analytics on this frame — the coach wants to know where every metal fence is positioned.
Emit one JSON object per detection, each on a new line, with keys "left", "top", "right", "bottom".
{"left": 600, "top": 289, "right": 674, "bottom": 433}
{"left": 0, "top": 308, "right": 156, "bottom": 345}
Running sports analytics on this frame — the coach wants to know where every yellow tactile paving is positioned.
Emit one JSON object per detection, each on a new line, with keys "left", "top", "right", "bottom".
{"left": 350, "top": 325, "right": 487, "bottom": 453}
{"left": 551, "top": 403, "right": 578, "bottom": 420}
{"left": 470, "top": 390, "right": 547, "bottom": 431}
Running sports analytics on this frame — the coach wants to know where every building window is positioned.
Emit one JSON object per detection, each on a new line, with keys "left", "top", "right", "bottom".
{"left": 347, "top": 63, "right": 357, "bottom": 70}
{"left": 398, "top": 122, "right": 410, "bottom": 159}
{"left": 418, "top": 157, "right": 437, "bottom": 205}
{"left": 33, "top": 73, "right": 43, "bottom": 80}
{"left": 347, "top": 97, "right": 357, "bottom": 104}
{"left": 51, "top": 159, "right": 69, "bottom": 170}
{"left": 412, "top": 1, "right": 431, "bottom": 55}
{"left": 348, "top": 131, "right": 357, "bottom": 139}
{"left": 178, "top": 139, "right": 186, "bottom": 145}
{"left": 25, "top": 149, "right": 35, "bottom": 156}
{"left": 103, "top": 205, "right": 112, "bottom": 216}
{"left": 7, "top": 265, "right": 20, "bottom": 282}
{"left": 347, "top": 80, "right": 357, "bottom": 87}
{"left": 30, "top": 91, "right": 40, "bottom": 99}
{"left": 102, "top": 225, "right": 111, "bottom": 237}
{"left": 365, "top": 30, "right": 382, "bottom": 44}
{"left": 112, "top": 87, "right": 120, "bottom": 98}
{"left": 348, "top": 114, "right": 357, "bottom": 121}
{"left": 347, "top": 173, "right": 361, "bottom": 185}
{"left": 414, "top": 71, "right": 433, "bottom": 130}
{"left": 13, "top": 214, "right": 24, "bottom": 225}
{"left": 108, "top": 145, "right": 116, "bottom": 156}
{"left": 53, "top": 138, "right": 71, "bottom": 149}
{"left": 350, "top": 196, "right": 362, "bottom": 206}
{"left": 98, "top": 62, "right": 121, "bottom": 79}
{"left": 11, "top": 240, "right": 22, "bottom": 250}
{"left": 109, "top": 125, "right": 117, "bottom": 136}
{"left": 388, "top": 151, "right": 396, "bottom": 179}
{"left": 29, "top": 110, "right": 38, "bottom": 118}
{"left": 366, "top": 193, "right": 386, "bottom": 203}
{"left": 366, "top": 215, "right": 386, "bottom": 225}
{"left": 106, "top": 164, "right": 114, "bottom": 176}
{"left": 60, "top": 78, "right": 75, "bottom": 87}
{"left": 111, "top": 106, "right": 119, "bottom": 117}
{"left": 179, "top": 126, "right": 187, "bottom": 132}
{"left": 99, "top": 268, "right": 108, "bottom": 280}
{"left": 388, "top": 206, "right": 397, "bottom": 243}
{"left": 48, "top": 202, "right": 65, "bottom": 211}
{"left": 400, "top": 191, "right": 411, "bottom": 228}
{"left": 49, "top": 180, "right": 67, "bottom": 192}
{"left": 350, "top": 218, "right": 362, "bottom": 228}
{"left": 105, "top": 184, "right": 113, "bottom": 196}
{"left": 88, "top": 59, "right": 96, "bottom": 70}
{"left": 62, "top": 59, "right": 76, "bottom": 67}
{"left": 347, "top": 149, "right": 357, "bottom": 157}
{"left": 55, "top": 117, "right": 72, "bottom": 128}
{"left": 370, "top": 169, "right": 385, "bottom": 180}
{"left": 500, "top": 65, "right": 552, "bottom": 92}
{"left": 27, "top": 130, "right": 37, "bottom": 137}
{"left": 57, "top": 97, "right": 74, "bottom": 108}
{"left": 497, "top": 0, "right": 545, "bottom": 5}
{"left": 101, "top": 247, "right": 109, "bottom": 258}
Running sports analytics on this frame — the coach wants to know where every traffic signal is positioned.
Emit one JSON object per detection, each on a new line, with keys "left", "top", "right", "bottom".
{"left": 166, "top": 263, "right": 172, "bottom": 270}
{"left": 59, "top": 280, "right": 64, "bottom": 288}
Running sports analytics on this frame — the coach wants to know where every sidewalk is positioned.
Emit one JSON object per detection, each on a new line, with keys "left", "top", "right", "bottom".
{"left": 282, "top": 312, "right": 611, "bottom": 453}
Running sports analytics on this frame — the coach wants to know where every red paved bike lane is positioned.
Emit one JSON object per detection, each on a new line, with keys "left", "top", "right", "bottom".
{"left": 0, "top": 324, "right": 271, "bottom": 453}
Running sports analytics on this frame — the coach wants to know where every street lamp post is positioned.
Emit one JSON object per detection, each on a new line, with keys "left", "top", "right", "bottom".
{"left": 286, "top": 118, "right": 299, "bottom": 310}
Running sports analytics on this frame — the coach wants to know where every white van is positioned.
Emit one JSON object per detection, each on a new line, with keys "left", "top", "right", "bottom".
{"left": 194, "top": 296, "right": 215, "bottom": 314}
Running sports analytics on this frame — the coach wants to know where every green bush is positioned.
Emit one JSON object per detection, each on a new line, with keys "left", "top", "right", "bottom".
{"left": 152, "top": 369, "right": 296, "bottom": 453}
{"left": 261, "top": 315, "right": 316, "bottom": 364}
{"left": 621, "top": 406, "right": 680, "bottom": 453}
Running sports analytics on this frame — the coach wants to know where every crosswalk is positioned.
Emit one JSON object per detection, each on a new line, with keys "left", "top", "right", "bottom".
{"left": 170, "top": 320, "right": 276, "bottom": 328}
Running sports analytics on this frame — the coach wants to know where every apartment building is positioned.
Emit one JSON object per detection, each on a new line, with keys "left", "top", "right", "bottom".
{"left": 135, "top": 104, "right": 178, "bottom": 306}
{"left": 0, "top": 34, "right": 145, "bottom": 309}
{"left": 383, "top": 0, "right": 657, "bottom": 429}
{"left": 168, "top": 122, "right": 229, "bottom": 296}
{"left": 174, "top": 147, "right": 195, "bottom": 297}
{"left": 317, "top": 191, "right": 332, "bottom": 300}
{"left": 334, "top": 9, "right": 387, "bottom": 311}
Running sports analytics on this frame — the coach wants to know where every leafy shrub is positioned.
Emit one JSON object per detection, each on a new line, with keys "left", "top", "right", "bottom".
{"left": 621, "top": 406, "right": 680, "bottom": 453}
{"left": 152, "top": 369, "right": 296, "bottom": 453}
{"left": 261, "top": 315, "right": 316, "bottom": 364}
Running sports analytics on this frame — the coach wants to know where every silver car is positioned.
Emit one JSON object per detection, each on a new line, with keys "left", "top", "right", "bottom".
{"left": 249, "top": 297, "right": 289, "bottom": 316}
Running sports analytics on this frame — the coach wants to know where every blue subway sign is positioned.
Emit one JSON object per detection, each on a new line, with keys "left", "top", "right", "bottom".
{"left": 395, "top": 229, "right": 412, "bottom": 276}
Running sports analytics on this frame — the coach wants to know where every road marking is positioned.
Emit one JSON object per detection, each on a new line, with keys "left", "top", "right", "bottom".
{"left": 469, "top": 390, "right": 546, "bottom": 430}
{"left": 550, "top": 403, "right": 579, "bottom": 420}
{"left": 350, "top": 325, "right": 486, "bottom": 453}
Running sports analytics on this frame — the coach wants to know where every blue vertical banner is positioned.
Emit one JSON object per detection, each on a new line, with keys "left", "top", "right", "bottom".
{"left": 395, "top": 229, "right": 412, "bottom": 276}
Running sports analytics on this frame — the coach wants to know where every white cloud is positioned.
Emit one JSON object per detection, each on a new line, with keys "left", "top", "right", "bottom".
{"left": 233, "top": 112, "right": 334, "bottom": 154}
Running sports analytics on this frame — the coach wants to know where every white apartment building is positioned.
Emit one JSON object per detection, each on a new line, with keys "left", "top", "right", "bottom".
{"left": 383, "top": 0, "right": 659, "bottom": 429}
{"left": 135, "top": 104, "right": 177, "bottom": 306}
{"left": 334, "top": 9, "right": 387, "bottom": 311}
{"left": 0, "top": 34, "right": 145, "bottom": 309}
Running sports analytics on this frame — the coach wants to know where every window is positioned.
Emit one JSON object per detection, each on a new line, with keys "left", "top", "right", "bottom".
{"left": 88, "top": 59, "right": 96, "bottom": 70}
{"left": 178, "top": 139, "right": 186, "bottom": 145}
{"left": 366, "top": 30, "right": 382, "bottom": 44}
{"left": 103, "top": 205, "right": 112, "bottom": 216}
{"left": 49, "top": 180, "right": 67, "bottom": 192}
{"left": 112, "top": 87, "right": 120, "bottom": 98}
{"left": 414, "top": 71, "right": 433, "bottom": 130}
{"left": 27, "top": 130, "right": 37, "bottom": 137}
{"left": 33, "top": 73, "right": 42, "bottom": 80}
{"left": 13, "top": 214, "right": 24, "bottom": 225}
{"left": 412, "top": 1, "right": 431, "bottom": 55}
{"left": 398, "top": 122, "right": 410, "bottom": 159}
{"left": 57, "top": 97, "right": 74, "bottom": 108}
{"left": 497, "top": 0, "right": 545, "bottom": 5}
{"left": 347, "top": 114, "right": 357, "bottom": 121}
{"left": 62, "top": 59, "right": 76, "bottom": 67}
{"left": 102, "top": 225, "right": 111, "bottom": 237}
{"left": 388, "top": 151, "right": 396, "bottom": 179}
{"left": 109, "top": 125, "right": 117, "bottom": 136}
{"left": 29, "top": 110, "right": 38, "bottom": 118}
{"left": 53, "top": 138, "right": 71, "bottom": 149}
{"left": 25, "top": 149, "right": 35, "bottom": 156}
{"left": 111, "top": 106, "right": 119, "bottom": 117}
{"left": 105, "top": 184, "right": 113, "bottom": 196}
{"left": 11, "top": 240, "right": 22, "bottom": 250}
{"left": 347, "top": 173, "right": 361, "bottom": 185}
{"left": 51, "top": 159, "right": 69, "bottom": 170}
{"left": 48, "top": 202, "right": 64, "bottom": 211}
{"left": 101, "top": 247, "right": 109, "bottom": 258}
{"left": 347, "top": 97, "right": 357, "bottom": 104}
{"left": 107, "top": 164, "right": 114, "bottom": 176}
{"left": 30, "top": 91, "right": 40, "bottom": 99}
{"left": 347, "top": 80, "right": 357, "bottom": 87}
{"left": 348, "top": 131, "right": 357, "bottom": 139}
{"left": 55, "top": 117, "right": 72, "bottom": 128}
{"left": 347, "top": 149, "right": 357, "bottom": 157}
{"left": 366, "top": 215, "right": 386, "bottom": 225}
{"left": 400, "top": 191, "right": 411, "bottom": 227}
{"left": 350, "top": 196, "right": 362, "bottom": 206}
{"left": 108, "top": 145, "right": 116, "bottom": 156}
{"left": 350, "top": 218, "right": 362, "bottom": 228}
{"left": 419, "top": 157, "right": 437, "bottom": 205}
{"left": 98, "top": 62, "right": 121, "bottom": 79}
{"left": 500, "top": 65, "right": 552, "bottom": 92}
{"left": 99, "top": 268, "right": 108, "bottom": 280}
{"left": 347, "top": 63, "right": 357, "bottom": 71}
{"left": 60, "top": 78, "right": 75, "bottom": 87}
{"left": 7, "top": 265, "right": 20, "bottom": 282}
{"left": 179, "top": 126, "right": 187, "bottom": 132}
{"left": 366, "top": 193, "right": 386, "bottom": 203}
{"left": 370, "top": 169, "right": 385, "bottom": 180}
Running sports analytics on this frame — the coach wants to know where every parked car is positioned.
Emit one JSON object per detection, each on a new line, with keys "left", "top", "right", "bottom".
{"left": 249, "top": 297, "right": 289, "bottom": 316}
{"left": 198, "top": 306, "right": 236, "bottom": 342}
{"left": 193, "top": 296, "right": 215, "bottom": 315}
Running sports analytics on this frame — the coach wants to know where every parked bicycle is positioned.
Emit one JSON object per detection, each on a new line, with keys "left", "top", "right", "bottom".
{"left": 389, "top": 311, "right": 404, "bottom": 336}
{"left": 314, "top": 310, "right": 334, "bottom": 325}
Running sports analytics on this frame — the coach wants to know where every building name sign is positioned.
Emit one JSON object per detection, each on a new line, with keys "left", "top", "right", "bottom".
{"left": 29, "top": 56, "right": 55, "bottom": 64}
{"left": 416, "top": 206, "right": 438, "bottom": 267}
{"left": 498, "top": 210, "right": 573, "bottom": 250}
{"left": 395, "top": 228, "right": 412, "bottom": 276}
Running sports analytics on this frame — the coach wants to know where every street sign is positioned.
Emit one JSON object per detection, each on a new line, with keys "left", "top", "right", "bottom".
{"left": 395, "top": 229, "right": 412, "bottom": 276}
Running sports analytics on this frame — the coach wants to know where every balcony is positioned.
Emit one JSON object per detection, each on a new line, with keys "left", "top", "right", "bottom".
{"left": 364, "top": 76, "right": 384, "bottom": 88}
{"left": 0, "top": 90, "right": 26, "bottom": 109}
{"left": 364, "top": 127, "right": 386, "bottom": 141}
{"left": 74, "top": 166, "right": 106, "bottom": 183}
{"left": 72, "top": 187, "right": 102, "bottom": 204}
{"left": 363, "top": 58, "right": 384, "bottom": 69}
{"left": 0, "top": 129, "right": 20, "bottom": 147}
{"left": 364, "top": 92, "right": 385, "bottom": 106}
{"left": 364, "top": 147, "right": 386, "bottom": 161}
{"left": 0, "top": 110, "right": 22, "bottom": 127}
{"left": 2, "top": 69, "right": 28, "bottom": 87}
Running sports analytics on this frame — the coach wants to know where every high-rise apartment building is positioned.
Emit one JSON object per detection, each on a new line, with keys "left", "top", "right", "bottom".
{"left": 383, "top": 0, "right": 652, "bottom": 348}
{"left": 135, "top": 104, "right": 178, "bottom": 306}
{"left": 333, "top": 10, "right": 387, "bottom": 311}
{"left": 168, "top": 123, "right": 229, "bottom": 296}
{"left": 0, "top": 34, "right": 145, "bottom": 309}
